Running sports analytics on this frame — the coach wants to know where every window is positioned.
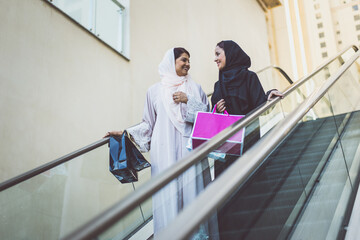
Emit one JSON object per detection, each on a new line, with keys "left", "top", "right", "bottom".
{"left": 336, "top": 30, "right": 341, "bottom": 35}
{"left": 355, "top": 15, "right": 360, "bottom": 21}
{"left": 317, "top": 22, "right": 323, "bottom": 28}
{"left": 358, "top": 35, "right": 360, "bottom": 40}
{"left": 316, "top": 13, "right": 322, "bottom": 19}
{"left": 356, "top": 24, "right": 360, "bottom": 30}
{"left": 353, "top": 5, "right": 359, "bottom": 11}
{"left": 319, "top": 32, "right": 325, "bottom": 38}
{"left": 320, "top": 42, "right": 326, "bottom": 48}
{"left": 322, "top": 52, "right": 328, "bottom": 58}
{"left": 338, "top": 40, "right": 342, "bottom": 45}
{"left": 48, "top": 0, "right": 130, "bottom": 57}
{"left": 314, "top": 3, "right": 320, "bottom": 10}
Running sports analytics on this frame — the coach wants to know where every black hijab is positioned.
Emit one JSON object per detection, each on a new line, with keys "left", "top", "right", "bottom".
{"left": 211, "top": 40, "right": 267, "bottom": 115}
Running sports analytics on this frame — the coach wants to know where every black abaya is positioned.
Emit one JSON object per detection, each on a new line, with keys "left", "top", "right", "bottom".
{"left": 211, "top": 40, "right": 269, "bottom": 177}
{"left": 211, "top": 41, "right": 270, "bottom": 240}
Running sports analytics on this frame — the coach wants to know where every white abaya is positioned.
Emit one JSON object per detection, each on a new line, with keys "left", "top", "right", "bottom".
{"left": 127, "top": 82, "right": 212, "bottom": 236}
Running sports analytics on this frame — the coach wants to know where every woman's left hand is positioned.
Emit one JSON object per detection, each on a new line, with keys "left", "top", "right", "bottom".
{"left": 173, "top": 91, "right": 188, "bottom": 104}
{"left": 104, "top": 130, "right": 123, "bottom": 138}
{"left": 267, "top": 90, "right": 284, "bottom": 101}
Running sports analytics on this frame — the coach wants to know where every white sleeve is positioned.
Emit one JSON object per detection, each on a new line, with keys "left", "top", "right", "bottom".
{"left": 185, "top": 85, "right": 210, "bottom": 123}
{"left": 127, "top": 122, "right": 152, "bottom": 152}
{"left": 185, "top": 94, "right": 209, "bottom": 123}
{"left": 126, "top": 88, "right": 156, "bottom": 152}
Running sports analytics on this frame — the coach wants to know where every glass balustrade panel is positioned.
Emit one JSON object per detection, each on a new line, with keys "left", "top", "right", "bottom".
{"left": 0, "top": 143, "right": 151, "bottom": 239}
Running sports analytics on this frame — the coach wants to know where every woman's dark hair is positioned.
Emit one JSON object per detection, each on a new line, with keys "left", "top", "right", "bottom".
{"left": 174, "top": 47, "right": 190, "bottom": 60}
{"left": 216, "top": 41, "right": 225, "bottom": 50}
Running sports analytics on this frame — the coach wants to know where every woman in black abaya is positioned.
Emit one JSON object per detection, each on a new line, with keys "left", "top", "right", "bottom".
{"left": 211, "top": 40, "right": 283, "bottom": 177}
{"left": 211, "top": 40, "right": 283, "bottom": 240}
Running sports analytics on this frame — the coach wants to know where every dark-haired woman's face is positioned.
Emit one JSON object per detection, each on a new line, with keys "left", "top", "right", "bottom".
{"left": 175, "top": 53, "right": 190, "bottom": 76}
{"left": 214, "top": 46, "right": 226, "bottom": 70}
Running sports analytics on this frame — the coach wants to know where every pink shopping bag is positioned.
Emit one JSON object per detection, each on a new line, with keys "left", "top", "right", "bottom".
{"left": 191, "top": 107, "right": 245, "bottom": 156}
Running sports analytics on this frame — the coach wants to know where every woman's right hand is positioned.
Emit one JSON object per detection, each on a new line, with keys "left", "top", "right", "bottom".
{"left": 216, "top": 99, "right": 226, "bottom": 113}
{"left": 104, "top": 130, "right": 123, "bottom": 138}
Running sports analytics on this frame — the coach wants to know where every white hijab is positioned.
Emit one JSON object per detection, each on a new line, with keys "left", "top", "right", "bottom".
{"left": 159, "top": 48, "right": 201, "bottom": 135}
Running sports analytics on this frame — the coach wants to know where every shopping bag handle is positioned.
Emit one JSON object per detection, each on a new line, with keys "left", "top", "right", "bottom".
{"left": 212, "top": 104, "right": 229, "bottom": 116}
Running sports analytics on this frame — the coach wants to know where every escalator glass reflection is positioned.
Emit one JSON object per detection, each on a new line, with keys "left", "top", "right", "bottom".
{"left": 191, "top": 65, "right": 360, "bottom": 240}
{"left": 0, "top": 144, "right": 151, "bottom": 239}
{"left": 69, "top": 53, "right": 356, "bottom": 240}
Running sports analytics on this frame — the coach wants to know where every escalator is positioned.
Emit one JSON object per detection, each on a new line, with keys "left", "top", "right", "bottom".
{"left": 215, "top": 111, "right": 360, "bottom": 239}
{"left": 1, "top": 45, "right": 359, "bottom": 240}
{"left": 157, "top": 47, "right": 360, "bottom": 240}
{"left": 0, "top": 137, "right": 153, "bottom": 240}
{"left": 61, "top": 46, "right": 360, "bottom": 239}
{"left": 0, "top": 64, "right": 293, "bottom": 239}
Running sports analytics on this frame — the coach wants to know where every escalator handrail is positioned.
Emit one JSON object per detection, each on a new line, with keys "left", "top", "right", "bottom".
{"left": 0, "top": 66, "right": 289, "bottom": 193}
{"left": 0, "top": 64, "right": 288, "bottom": 192}
{"left": 1, "top": 46, "right": 356, "bottom": 194}
{"left": 0, "top": 138, "right": 109, "bottom": 191}
{"left": 206, "top": 64, "right": 293, "bottom": 98}
{"left": 61, "top": 45, "right": 359, "bottom": 240}
{"left": 157, "top": 50, "right": 360, "bottom": 240}
{"left": 256, "top": 65, "right": 293, "bottom": 84}
{"left": 279, "top": 45, "right": 357, "bottom": 94}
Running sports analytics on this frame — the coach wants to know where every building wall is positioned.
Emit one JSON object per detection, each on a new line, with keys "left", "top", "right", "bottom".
{"left": 0, "top": 0, "right": 273, "bottom": 238}
{"left": 330, "top": 0, "right": 360, "bottom": 50}
{"left": 0, "top": 0, "right": 272, "bottom": 182}
{"left": 302, "top": 0, "right": 338, "bottom": 69}
{"left": 129, "top": 0, "right": 274, "bottom": 121}
{"left": 269, "top": 0, "right": 360, "bottom": 79}
{"left": 0, "top": 0, "right": 130, "bottom": 182}
{"left": 268, "top": 4, "right": 294, "bottom": 79}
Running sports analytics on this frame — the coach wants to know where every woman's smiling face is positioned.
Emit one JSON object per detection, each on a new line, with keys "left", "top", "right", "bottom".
{"left": 175, "top": 53, "right": 190, "bottom": 76}
{"left": 214, "top": 46, "right": 226, "bottom": 70}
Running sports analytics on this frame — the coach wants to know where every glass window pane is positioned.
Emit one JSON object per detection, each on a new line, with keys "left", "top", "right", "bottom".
{"left": 50, "top": 0, "right": 95, "bottom": 31}
{"left": 48, "top": 0, "right": 126, "bottom": 55}
{"left": 95, "top": 0, "right": 124, "bottom": 53}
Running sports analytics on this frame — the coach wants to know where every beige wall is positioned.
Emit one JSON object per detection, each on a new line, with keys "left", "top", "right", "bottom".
{"left": 0, "top": 0, "right": 272, "bottom": 182}
{"left": 0, "top": 0, "right": 274, "bottom": 238}
{"left": 129, "top": 0, "right": 273, "bottom": 120}
{"left": 0, "top": 0, "right": 132, "bottom": 181}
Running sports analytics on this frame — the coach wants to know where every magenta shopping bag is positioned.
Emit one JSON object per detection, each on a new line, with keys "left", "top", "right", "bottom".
{"left": 191, "top": 107, "right": 245, "bottom": 156}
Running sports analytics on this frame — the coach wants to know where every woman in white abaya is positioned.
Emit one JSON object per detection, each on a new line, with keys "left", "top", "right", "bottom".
{"left": 107, "top": 48, "right": 217, "bottom": 238}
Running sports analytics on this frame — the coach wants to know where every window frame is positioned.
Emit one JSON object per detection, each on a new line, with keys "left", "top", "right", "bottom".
{"left": 46, "top": 0, "right": 130, "bottom": 60}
